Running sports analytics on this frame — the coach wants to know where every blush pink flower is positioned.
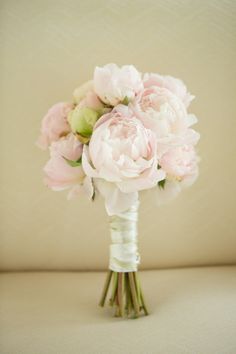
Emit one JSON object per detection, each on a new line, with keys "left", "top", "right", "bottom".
{"left": 82, "top": 105, "right": 165, "bottom": 215}
{"left": 143, "top": 73, "right": 194, "bottom": 108}
{"left": 94, "top": 63, "right": 143, "bottom": 106}
{"left": 132, "top": 85, "right": 199, "bottom": 161}
{"left": 155, "top": 128, "right": 200, "bottom": 160}
{"left": 159, "top": 145, "right": 198, "bottom": 180}
{"left": 151, "top": 145, "right": 199, "bottom": 206}
{"left": 132, "top": 86, "right": 193, "bottom": 138}
{"left": 44, "top": 133, "right": 93, "bottom": 200}
{"left": 36, "top": 102, "right": 72, "bottom": 150}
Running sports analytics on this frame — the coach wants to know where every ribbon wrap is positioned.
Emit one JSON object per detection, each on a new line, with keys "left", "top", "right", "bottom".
{"left": 109, "top": 200, "right": 140, "bottom": 272}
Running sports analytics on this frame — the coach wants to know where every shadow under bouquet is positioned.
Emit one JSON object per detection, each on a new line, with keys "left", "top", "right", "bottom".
{"left": 37, "top": 63, "right": 200, "bottom": 319}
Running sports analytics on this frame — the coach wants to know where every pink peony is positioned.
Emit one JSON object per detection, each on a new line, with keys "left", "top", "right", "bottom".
{"left": 82, "top": 105, "right": 165, "bottom": 215}
{"left": 159, "top": 145, "right": 198, "bottom": 180}
{"left": 132, "top": 86, "right": 199, "bottom": 161}
{"left": 44, "top": 133, "right": 93, "bottom": 200}
{"left": 132, "top": 86, "right": 192, "bottom": 138}
{"left": 36, "top": 102, "right": 72, "bottom": 150}
{"left": 143, "top": 73, "right": 194, "bottom": 108}
{"left": 94, "top": 63, "right": 143, "bottom": 106}
{"left": 156, "top": 128, "right": 200, "bottom": 160}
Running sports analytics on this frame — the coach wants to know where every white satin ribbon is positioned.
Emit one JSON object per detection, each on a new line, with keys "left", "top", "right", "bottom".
{"left": 109, "top": 200, "right": 140, "bottom": 272}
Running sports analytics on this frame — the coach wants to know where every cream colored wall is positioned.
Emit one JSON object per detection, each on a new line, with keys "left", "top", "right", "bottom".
{"left": 0, "top": 0, "right": 236, "bottom": 271}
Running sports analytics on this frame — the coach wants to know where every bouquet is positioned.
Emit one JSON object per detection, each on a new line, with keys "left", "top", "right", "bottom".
{"left": 37, "top": 63, "right": 200, "bottom": 318}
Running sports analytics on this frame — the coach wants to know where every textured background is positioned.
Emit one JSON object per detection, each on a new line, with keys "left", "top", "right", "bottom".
{"left": 0, "top": 0, "right": 236, "bottom": 270}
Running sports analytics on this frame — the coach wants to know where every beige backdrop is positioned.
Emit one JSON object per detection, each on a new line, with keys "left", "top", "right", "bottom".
{"left": 0, "top": 0, "right": 236, "bottom": 271}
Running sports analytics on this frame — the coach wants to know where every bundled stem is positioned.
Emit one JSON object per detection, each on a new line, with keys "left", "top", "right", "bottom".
{"left": 99, "top": 271, "right": 149, "bottom": 318}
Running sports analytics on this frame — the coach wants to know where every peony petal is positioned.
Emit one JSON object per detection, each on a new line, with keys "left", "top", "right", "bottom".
{"left": 154, "top": 180, "right": 181, "bottom": 206}
{"left": 73, "top": 80, "right": 94, "bottom": 104}
{"left": 82, "top": 144, "right": 99, "bottom": 178}
{"left": 67, "top": 185, "right": 84, "bottom": 199}
{"left": 95, "top": 179, "right": 139, "bottom": 215}
{"left": 118, "top": 163, "right": 165, "bottom": 193}
{"left": 36, "top": 102, "right": 72, "bottom": 149}
{"left": 67, "top": 176, "right": 94, "bottom": 200}
{"left": 82, "top": 176, "right": 94, "bottom": 199}
{"left": 187, "top": 114, "right": 198, "bottom": 127}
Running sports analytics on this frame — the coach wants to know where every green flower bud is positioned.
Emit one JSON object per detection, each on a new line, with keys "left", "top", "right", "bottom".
{"left": 68, "top": 107, "right": 99, "bottom": 137}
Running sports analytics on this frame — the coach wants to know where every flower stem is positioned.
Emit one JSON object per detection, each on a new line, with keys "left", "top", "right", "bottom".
{"left": 118, "top": 273, "right": 125, "bottom": 317}
{"left": 109, "top": 271, "right": 118, "bottom": 306}
{"left": 99, "top": 270, "right": 112, "bottom": 307}
{"left": 126, "top": 273, "right": 133, "bottom": 315}
{"left": 133, "top": 271, "right": 142, "bottom": 309}
{"left": 99, "top": 270, "right": 149, "bottom": 318}
{"left": 140, "top": 285, "right": 149, "bottom": 316}
{"left": 115, "top": 293, "right": 120, "bottom": 317}
{"left": 128, "top": 272, "right": 140, "bottom": 317}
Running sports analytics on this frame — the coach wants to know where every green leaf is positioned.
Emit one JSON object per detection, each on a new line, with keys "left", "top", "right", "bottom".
{"left": 158, "top": 179, "right": 166, "bottom": 189}
{"left": 63, "top": 156, "right": 82, "bottom": 167}
{"left": 121, "top": 96, "right": 129, "bottom": 105}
